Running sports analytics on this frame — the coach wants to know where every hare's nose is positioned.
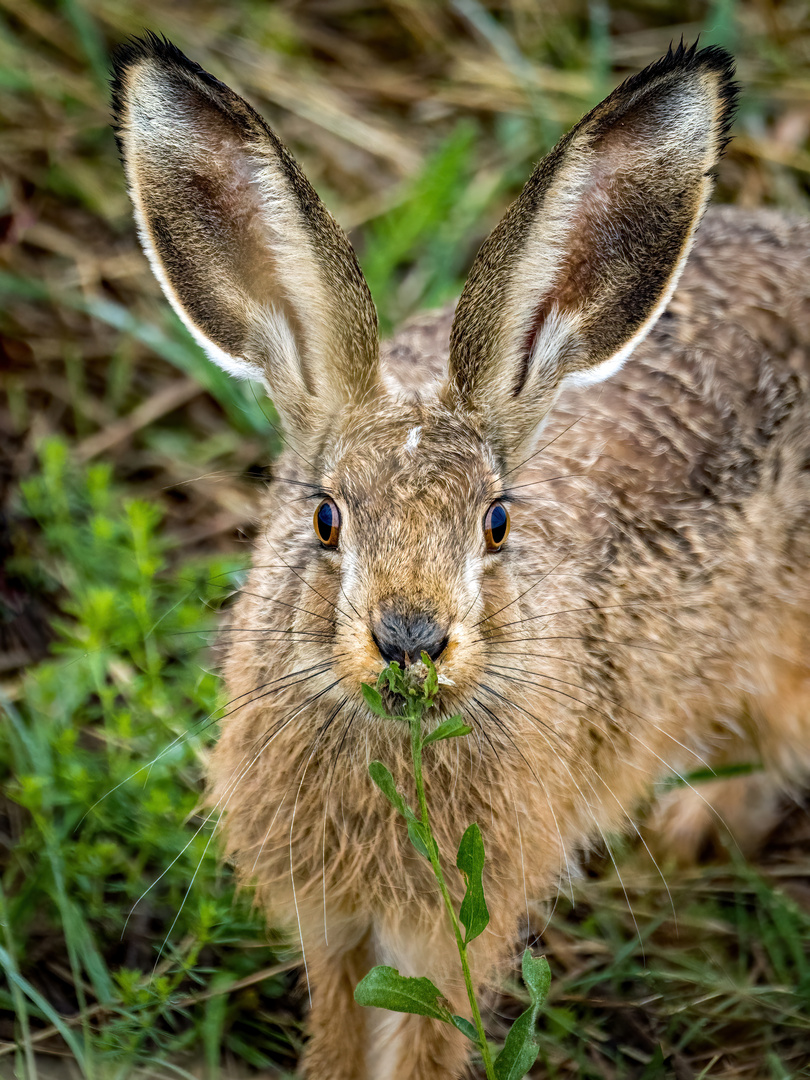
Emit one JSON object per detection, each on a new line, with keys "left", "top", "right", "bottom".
{"left": 371, "top": 606, "right": 449, "bottom": 667}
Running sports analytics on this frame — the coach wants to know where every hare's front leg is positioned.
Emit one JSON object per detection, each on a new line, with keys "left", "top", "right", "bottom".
{"left": 363, "top": 919, "right": 492, "bottom": 1080}
{"left": 365, "top": 1008, "right": 469, "bottom": 1080}
{"left": 300, "top": 933, "right": 372, "bottom": 1080}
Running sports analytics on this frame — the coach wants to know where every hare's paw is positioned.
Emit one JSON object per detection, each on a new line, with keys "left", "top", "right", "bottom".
{"left": 646, "top": 771, "right": 784, "bottom": 866}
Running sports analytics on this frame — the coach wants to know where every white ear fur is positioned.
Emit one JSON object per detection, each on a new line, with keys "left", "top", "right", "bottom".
{"left": 128, "top": 191, "right": 270, "bottom": 384}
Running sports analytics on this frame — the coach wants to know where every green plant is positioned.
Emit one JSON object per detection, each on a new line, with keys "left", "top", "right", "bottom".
{"left": 354, "top": 656, "right": 551, "bottom": 1080}
{"left": 0, "top": 439, "right": 298, "bottom": 1076}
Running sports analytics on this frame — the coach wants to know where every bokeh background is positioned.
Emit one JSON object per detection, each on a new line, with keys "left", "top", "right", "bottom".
{"left": 2, "top": 1, "right": 810, "bottom": 1077}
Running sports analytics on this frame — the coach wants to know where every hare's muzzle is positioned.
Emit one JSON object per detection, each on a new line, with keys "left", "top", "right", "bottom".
{"left": 371, "top": 603, "right": 449, "bottom": 667}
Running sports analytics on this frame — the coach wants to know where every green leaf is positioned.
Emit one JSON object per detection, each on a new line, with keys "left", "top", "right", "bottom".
{"left": 493, "top": 1011, "right": 540, "bottom": 1080}
{"left": 493, "top": 951, "right": 550, "bottom": 1080}
{"left": 423, "top": 715, "right": 473, "bottom": 747}
{"left": 361, "top": 682, "right": 390, "bottom": 718}
{"left": 407, "top": 818, "right": 434, "bottom": 859}
{"left": 368, "top": 761, "right": 414, "bottom": 820}
{"left": 378, "top": 662, "right": 404, "bottom": 695}
{"left": 420, "top": 652, "right": 439, "bottom": 700}
{"left": 354, "top": 966, "right": 452, "bottom": 1022}
{"left": 640, "top": 1045, "right": 667, "bottom": 1079}
{"left": 451, "top": 1014, "right": 479, "bottom": 1043}
{"left": 0, "top": 945, "right": 87, "bottom": 1067}
{"left": 457, "top": 823, "right": 489, "bottom": 943}
{"left": 521, "top": 950, "right": 551, "bottom": 1008}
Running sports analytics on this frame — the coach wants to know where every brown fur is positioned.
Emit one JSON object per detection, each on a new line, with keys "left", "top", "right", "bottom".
{"left": 111, "top": 36, "right": 810, "bottom": 1078}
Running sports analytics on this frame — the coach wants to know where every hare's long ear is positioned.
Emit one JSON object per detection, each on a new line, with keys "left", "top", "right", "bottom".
{"left": 446, "top": 43, "right": 737, "bottom": 463}
{"left": 111, "top": 34, "right": 379, "bottom": 445}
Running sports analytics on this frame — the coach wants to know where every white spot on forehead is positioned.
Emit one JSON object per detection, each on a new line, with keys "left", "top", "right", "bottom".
{"left": 403, "top": 426, "right": 422, "bottom": 454}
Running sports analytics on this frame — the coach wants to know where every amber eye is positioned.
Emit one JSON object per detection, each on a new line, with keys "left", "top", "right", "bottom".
{"left": 314, "top": 498, "right": 341, "bottom": 547}
{"left": 483, "top": 501, "right": 510, "bottom": 551}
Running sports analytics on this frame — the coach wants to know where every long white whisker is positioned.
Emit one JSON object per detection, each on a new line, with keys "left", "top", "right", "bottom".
{"left": 477, "top": 683, "right": 646, "bottom": 954}
{"left": 470, "top": 697, "right": 573, "bottom": 918}
{"left": 322, "top": 708, "right": 360, "bottom": 946}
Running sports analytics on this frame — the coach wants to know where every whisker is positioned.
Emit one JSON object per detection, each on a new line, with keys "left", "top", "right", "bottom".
{"left": 153, "top": 674, "right": 351, "bottom": 978}
{"left": 321, "top": 705, "right": 359, "bottom": 945}
{"left": 473, "top": 554, "right": 571, "bottom": 629}
{"left": 272, "top": 475, "right": 325, "bottom": 492}
{"left": 485, "top": 599, "right": 686, "bottom": 635}
{"left": 470, "top": 697, "right": 573, "bottom": 916}
{"left": 224, "top": 587, "right": 346, "bottom": 628}
{"left": 476, "top": 633, "right": 685, "bottom": 653}
{"left": 147, "top": 673, "right": 343, "bottom": 974}
{"left": 198, "top": 568, "right": 355, "bottom": 632}
{"left": 467, "top": 701, "right": 532, "bottom": 941}
{"left": 507, "top": 472, "right": 589, "bottom": 489}
{"left": 459, "top": 578, "right": 485, "bottom": 624}
{"left": 253, "top": 694, "right": 348, "bottom": 877}
{"left": 501, "top": 415, "right": 584, "bottom": 480}
{"left": 248, "top": 383, "right": 317, "bottom": 473}
{"left": 490, "top": 667, "right": 676, "bottom": 920}
{"left": 478, "top": 682, "right": 563, "bottom": 743}
{"left": 171, "top": 627, "right": 337, "bottom": 642}
{"left": 81, "top": 660, "right": 344, "bottom": 826}
{"left": 484, "top": 661, "right": 716, "bottom": 773}
{"left": 483, "top": 599, "right": 735, "bottom": 649}
{"left": 288, "top": 698, "right": 348, "bottom": 1006}
{"left": 477, "top": 687, "right": 645, "bottom": 954}
{"left": 259, "top": 533, "right": 357, "bottom": 626}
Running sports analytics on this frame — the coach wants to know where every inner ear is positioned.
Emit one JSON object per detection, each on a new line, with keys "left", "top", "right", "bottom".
{"left": 519, "top": 77, "right": 721, "bottom": 394}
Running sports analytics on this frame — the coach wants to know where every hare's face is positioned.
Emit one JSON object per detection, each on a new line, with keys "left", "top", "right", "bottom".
{"left": 265, "top": 400, "right": 517, "bottom": 707}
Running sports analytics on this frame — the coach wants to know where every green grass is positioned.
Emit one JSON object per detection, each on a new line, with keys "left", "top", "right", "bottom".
{"left": 529, "top": 859, "right": 810, "bottom": 1077}
{"left": 4, "top": 442, "right": 810, "bottom": 1077}
{"left": 1, "top": 440, "right": 300, "bottom": 1077}
{"left": 2, "top": 0, "right": 810, "bottom": 1076}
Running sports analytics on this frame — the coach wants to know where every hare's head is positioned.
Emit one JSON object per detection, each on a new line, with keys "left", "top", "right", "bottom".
{"left": 112, "top": 36, "right": 736, "bottom": 710}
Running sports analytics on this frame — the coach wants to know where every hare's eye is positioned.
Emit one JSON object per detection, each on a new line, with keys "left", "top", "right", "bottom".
{"left": 484, "top": 501, "right": 510, "bottom": 551}
{"left": 314, "top": 499, "right": 341, "bottom": 547}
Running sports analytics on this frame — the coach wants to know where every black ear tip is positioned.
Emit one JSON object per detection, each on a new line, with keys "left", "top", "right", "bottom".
{"left": 109, "top": 30, "right": 227, "bottom": 96}
{"left": 109, "top": 31, "right": 232, "bottom": 133}
{"left": 612, "top": 39, "right": 739, "bottom": 146}
{"left": 111, "top": 30, "right": 192, "bottom": 75}
{"left": 638, "top": 37, "right": 736, "bottom": 84}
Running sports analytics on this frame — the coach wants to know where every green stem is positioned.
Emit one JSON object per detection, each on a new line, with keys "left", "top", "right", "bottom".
{"left": 409, "top": 716, "right": 497, "bottom": 1080}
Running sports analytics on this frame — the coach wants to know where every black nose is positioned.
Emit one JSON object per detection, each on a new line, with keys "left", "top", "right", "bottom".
{"left": 372, "top": 606, "right": 449, "bottom": 666}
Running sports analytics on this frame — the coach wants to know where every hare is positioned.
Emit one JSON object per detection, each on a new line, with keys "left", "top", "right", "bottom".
{"left": 112, "top": 35, "right": 810, "bottom": 1079}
